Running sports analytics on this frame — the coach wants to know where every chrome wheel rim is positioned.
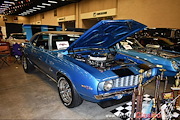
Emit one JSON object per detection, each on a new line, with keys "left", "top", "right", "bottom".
{"left": 58, "top": 77, "right": 72, "bottom": 106}
{"left": 23, "top": 57, "right": 27, "bottom": 70}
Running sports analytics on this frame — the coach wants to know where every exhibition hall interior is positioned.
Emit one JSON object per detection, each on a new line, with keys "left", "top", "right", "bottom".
{"left": 0, "top": 0, "right": 180, "bottom": 119}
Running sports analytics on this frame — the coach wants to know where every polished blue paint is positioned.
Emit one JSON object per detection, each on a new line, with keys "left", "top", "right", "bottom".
{"left": 66, "top": 20, "right": 146, "bottom": 51}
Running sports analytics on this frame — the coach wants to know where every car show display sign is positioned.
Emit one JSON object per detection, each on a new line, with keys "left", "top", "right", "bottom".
{"left": 57, "top": 15, "right": 75, "bottom": 22}
{"left": 80, "top": 8, "right": 116, "bottom": 19}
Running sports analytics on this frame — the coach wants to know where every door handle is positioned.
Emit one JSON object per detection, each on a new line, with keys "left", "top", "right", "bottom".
{"left": 38, "top": 56, "right": 42, "bottom": 61}
{"left": 32, "top": 49, "right": 37, "bottom": 53}
{"left": 49, "top": 61, "right": 54, "bottom": 65}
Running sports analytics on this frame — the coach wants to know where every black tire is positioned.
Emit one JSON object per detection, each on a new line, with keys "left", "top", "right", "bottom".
{"left": 22, "top": 55, "right": 35, "bottom": 73}
{"left": 57, "top": 76, "right": 83, "bottom": 108}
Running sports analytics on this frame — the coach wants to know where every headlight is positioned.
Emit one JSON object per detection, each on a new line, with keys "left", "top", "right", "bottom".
{"left": 172, "top": 61, "right": 179, "bottom": 70}
{"left": 146, "top": 69, "right": 152, "bottom": 77}
{"left": 143, "top": 69, "right": 152, "bottom": 78}
{"left": 103, "top": 80, "right": 113, "bottom": 91}
{"left": 99, "top": 80, "right": 114, "bottom": 91}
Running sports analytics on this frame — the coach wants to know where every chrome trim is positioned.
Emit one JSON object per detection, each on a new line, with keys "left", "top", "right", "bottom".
{"left": 113, "top": 70, "right": 152, "bottom": 88}
{"left": 95, "top": 76, "right": 156, "bottom": 100}
{"left": 95, "top": 89, "right": 134, "bottom": 100}
{"left": 34, "top": 65, "right": 57, "bottom": 83}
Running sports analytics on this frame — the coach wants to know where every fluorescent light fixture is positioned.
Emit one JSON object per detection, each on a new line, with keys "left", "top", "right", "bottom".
{"left": 4, "top": 1, "right": 15, "bottom": 4}
{"left": 48, "top": 1, "right": 57, "bottom": 4}
{"left": 25, "top": 10, "right": 31, "bottom": 13}
{"left": 33, "top": 7, "right": 41, "bottom": 10}
{"left": 2, "top": 3, "right": 9, "bottom": 6}
{"left": 29, "top": 9, "right": 37, "bottom": 12}
{"left": 0, "top": 6, "right": 8, "bottom": 8}
{"left": 22, "top": 12, "right": 27, "bottom": 15}
{"left": 42, "top": 3, "right": 51, "bottom": 6}
{"left": 37, "top": 5, "right": 45, "bottom": 8}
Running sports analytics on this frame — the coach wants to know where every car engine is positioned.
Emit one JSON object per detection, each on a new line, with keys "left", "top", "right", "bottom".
{"left": 71, "top": 50, "right": 135, "bottom": 72}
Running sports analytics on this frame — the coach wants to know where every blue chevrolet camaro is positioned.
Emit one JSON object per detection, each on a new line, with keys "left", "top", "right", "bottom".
{"left": 22, "top": 20, "right": 157, "bottom": 108}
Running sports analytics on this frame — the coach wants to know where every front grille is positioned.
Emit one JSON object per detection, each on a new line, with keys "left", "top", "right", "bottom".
{"left": 113, "top": 75, "right": 139, "bottom": 87}
{"left": 113, "top": 71, "right": 149, "bottom": 88}
{"left": 113, "top": 70, "right": 150, "bottom": 88}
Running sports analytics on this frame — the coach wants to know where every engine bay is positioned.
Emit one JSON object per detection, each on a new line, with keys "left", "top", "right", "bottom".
{"left": 69, "top": 49, "right": 137, "bottom": 72}
{"left": 119, "top": 38, "right": 180, "bottom": 59}
{"left": 135, "top": 47, "right": 180, "bottom": 59}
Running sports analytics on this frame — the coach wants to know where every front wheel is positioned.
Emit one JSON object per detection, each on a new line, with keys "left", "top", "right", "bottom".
{"left": 22, "top": 55, "right": 35, "bottom": 73}
{"left": 57, "top": 76, "right": 83, "bottom": 108}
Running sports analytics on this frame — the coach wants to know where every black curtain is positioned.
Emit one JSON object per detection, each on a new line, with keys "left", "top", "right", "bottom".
{"left": 31, "top": 25, "right": 42, "bottom": 35}
{"left": 5, "top": 23, "right": 23, "bottom": 38}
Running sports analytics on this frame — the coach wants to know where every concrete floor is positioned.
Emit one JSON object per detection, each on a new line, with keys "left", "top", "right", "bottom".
{"left": 0, "top": 62, "right": 174, "bottom": 119}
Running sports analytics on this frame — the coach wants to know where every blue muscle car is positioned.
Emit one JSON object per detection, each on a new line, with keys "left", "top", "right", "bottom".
{"left": 22, "top": 20, "right": 157, "bottom": 108}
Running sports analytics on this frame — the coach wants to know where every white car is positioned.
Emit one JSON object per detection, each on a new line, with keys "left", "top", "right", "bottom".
{"left": 6, "top": 33, "right": 28, "bottom": 46}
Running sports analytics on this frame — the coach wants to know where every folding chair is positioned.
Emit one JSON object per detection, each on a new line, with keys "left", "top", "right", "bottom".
{"left": 0, "top": 42, "right": 11, "bottom": 68}
{"left": 12, "top": 43, "right": 22, "bottom": 64}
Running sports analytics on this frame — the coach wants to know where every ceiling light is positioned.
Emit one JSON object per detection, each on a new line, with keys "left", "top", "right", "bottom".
{"left": 2, "top": 3, "right": 9, "bottom": 6}
{"left": 33, "top": 7, "right": 41, "bottom": 10}
{"left": 0, "top": 6, "right": 8, "bottom": 8}
{"left": 25, "top": 11, "right": 31, "bottom": 13}
{"left": 48, "top": 1, "right": 58, "bottom": 4}
{"left": 29, "top": 9, "right": 37, "bottom": 12}
{"left": 37, "top": 5, "right": 45, "bottom": 8}
{"left": 42, "top": 3, "right": 51, "bottom": 6}
{"left": 4, "top": 1, "right": 15, "bottom": 4}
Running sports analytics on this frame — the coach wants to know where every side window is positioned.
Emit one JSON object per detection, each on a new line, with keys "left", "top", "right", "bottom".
{"left": 32, "top": 34, "right": 49, "bottom": 50}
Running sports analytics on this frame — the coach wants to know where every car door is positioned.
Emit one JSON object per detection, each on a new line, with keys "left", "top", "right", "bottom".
{"left": 30, "top": 34, "right": 50, "bottom": 72}
{"left": 45, "top": 34, "right": 71, "bottom": 80}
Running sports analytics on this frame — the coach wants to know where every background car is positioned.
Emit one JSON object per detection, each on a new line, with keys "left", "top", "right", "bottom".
{"left": 114, "top": 37, "right": 180, "bottom": 77}
{"left": 138, "top": 37, "right": 180, "bottom": 52}
{"left": 22, "top": 20, "right": 157, "bottom": 108}
{"left": 6, "top": 33, "right": 28, "bottom": 46}
{"left": 134, "top": 28, "right": 180, "bottom": 52}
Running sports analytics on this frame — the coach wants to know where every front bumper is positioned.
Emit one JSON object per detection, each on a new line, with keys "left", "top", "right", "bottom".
{"left": 94, "top": 76, "right": 156, "bottom": 100}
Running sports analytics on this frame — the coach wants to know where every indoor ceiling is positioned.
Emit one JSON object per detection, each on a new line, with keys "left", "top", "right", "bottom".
{"left": 0, "top": 0, "right": 81, "bottom": 16}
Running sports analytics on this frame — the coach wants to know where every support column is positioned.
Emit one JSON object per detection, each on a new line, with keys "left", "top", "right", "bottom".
{"left": 62, "top": 22, "right": 65, "bottom": 31}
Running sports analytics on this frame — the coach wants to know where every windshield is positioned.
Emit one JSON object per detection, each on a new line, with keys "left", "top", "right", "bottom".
{"left": 114, "top": 38, "right": 144, "bottom": 50}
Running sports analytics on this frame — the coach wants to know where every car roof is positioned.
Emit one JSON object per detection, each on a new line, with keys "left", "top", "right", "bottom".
{"left": 10, "top": 33, "right": 25, "bottom": 35}
{"left": 35, "top": 31, "right": 84, "bottom": 35}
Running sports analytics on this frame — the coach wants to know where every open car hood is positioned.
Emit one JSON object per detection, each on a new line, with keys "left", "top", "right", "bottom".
{"left": 66, "top": 20, "right": 146, "bottom": 51}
